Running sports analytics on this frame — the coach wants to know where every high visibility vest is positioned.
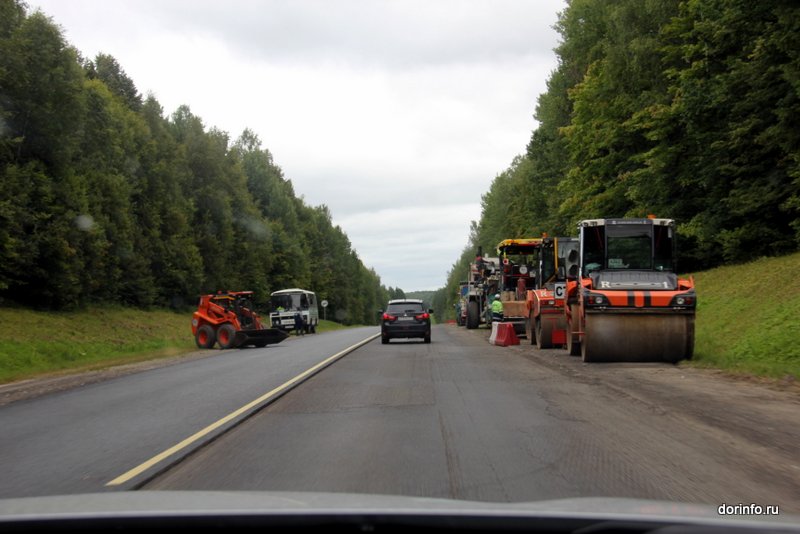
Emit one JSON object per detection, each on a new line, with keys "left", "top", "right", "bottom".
{"left": 491, "top": 299, "right": 503, "bottom": 314}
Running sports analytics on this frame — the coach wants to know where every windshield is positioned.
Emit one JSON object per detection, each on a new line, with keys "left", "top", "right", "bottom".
{"left": 270, "top": 293, "right": 313, "bottom": 311}
{"left": 1, "top": 0, "right": 797, "bottom": 529}
{"left": 606, "top": 225, "right": 653, "bottom": 270}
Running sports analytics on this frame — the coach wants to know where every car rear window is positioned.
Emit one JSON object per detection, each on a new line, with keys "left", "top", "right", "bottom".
{"left": 387, "top": 302, "right": 424, "bottom": 314}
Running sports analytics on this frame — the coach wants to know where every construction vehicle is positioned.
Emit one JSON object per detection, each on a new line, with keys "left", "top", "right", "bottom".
{"left": 464, "top": 247, "right": 500, "bottom": 329}
{"left": 269, "top": 288, "right": 320, "bottom": 334}
{"left": 563, "top": 217, "right": 696, "bottom": 363}
{"left": 192, "top": 291, "right": 289, "bottom": 349}
{"left": 455, "top": 281, "right": 468, "bottom": 326}
{"left": 526, "top": 236, "right": 579, "bottom": 349}
{"left": 495, "top": 238, "right": 543, "bottom": 338}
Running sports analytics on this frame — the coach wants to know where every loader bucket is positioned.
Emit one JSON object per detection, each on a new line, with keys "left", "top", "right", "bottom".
{"left": 581, "top": 312, "right": 694, "bottom": 363}
{"left": 233, "top": 328, "right": 290, "bottom": 348}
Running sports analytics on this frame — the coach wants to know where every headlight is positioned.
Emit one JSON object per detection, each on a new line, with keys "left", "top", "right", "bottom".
{"left": 670, "top": 292, "right": 696, "bottom": 307}
{"left": 191, "top": 319, "right": 198, "bottom": 326}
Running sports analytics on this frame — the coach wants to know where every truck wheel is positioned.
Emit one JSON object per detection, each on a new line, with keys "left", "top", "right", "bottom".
{"left": 566, "top": 304, "right": 581, "bottom": 356}
{"left": 525, "top": 314, "right": 535, "bottom": 345}
{"left": 195, "top": 324, "right": 216, "bottom": 349}
{"left": 466, "top": 301, "right": 479, "bottom": 329}
{"left": 536, "top": 317, "right": 553, "bottom": 350}
{"left": 217, "top": 324, "right": 237, "bottom": 350}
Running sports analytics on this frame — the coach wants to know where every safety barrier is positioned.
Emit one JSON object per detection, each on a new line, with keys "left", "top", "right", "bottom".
{"left": 489, "top": 322, "right": 519, "bottom": 346}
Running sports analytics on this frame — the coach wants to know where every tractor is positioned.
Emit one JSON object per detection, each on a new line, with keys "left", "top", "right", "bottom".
{"left": 495, "top": 237, "right": 543, "bottom": 338}
{"left": 464, "top": 248, "right": 500, "bottom": 329}
{"left": 192, "top": 291, "right": 289, "bottom": 349}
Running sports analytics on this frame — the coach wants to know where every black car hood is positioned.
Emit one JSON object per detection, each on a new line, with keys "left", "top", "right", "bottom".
{"left": 0, "top": 492, "right": 797, "bottom": 533}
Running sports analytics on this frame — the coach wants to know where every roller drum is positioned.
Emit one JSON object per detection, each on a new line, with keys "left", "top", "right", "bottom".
{"left": 581, "top": 312, "right": 694, "bottom": 363}
{"left": 536, "top": 314, "right": 564, "bottom": 349}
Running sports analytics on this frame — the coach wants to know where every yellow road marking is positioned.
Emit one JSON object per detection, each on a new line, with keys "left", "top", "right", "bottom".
{"left": 106, "top": 332, "right": 380, "bottom": 486}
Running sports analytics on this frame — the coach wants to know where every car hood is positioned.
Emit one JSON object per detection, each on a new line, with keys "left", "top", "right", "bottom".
{"left": 0, "top": 492, "right": 797, "bottom": 533}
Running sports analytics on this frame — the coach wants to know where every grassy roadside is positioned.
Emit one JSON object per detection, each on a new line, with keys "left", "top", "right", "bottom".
{"left": 0, "top": 308, "right": 368, "bottom": 384}
{"left": 689, "top": 252, "right": 800, "bottom": 380}
{"left": 0, "top": 306, "right": 196, "bottom": 384}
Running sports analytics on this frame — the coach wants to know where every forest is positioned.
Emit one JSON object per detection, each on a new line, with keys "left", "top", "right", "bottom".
{"left": 0, "top": 0, "right": 407, "bottom": 324}
{"left": 2, "top": 0, "right": 798, "bottom": 326}
{"left": 433, "top": 0, "right": 799, "bottom": 318}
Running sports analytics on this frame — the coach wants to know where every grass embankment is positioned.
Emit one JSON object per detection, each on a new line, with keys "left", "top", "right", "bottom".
{"left": 0, "top": 306, "right": 196, "bottom": 384}
{"left": 0, "top": 309, "right": 365, "bottom": 384}
{"left": 691, "top": 252, "right": 800, "bottom": 379}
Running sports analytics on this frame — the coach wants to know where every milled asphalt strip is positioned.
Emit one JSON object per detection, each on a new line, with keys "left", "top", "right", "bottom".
{"left": 106, "top": 332, "right": 380, "bottom": 487}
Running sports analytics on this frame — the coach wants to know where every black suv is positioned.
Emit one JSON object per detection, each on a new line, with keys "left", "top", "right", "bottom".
{"left": 380, "top": 299, "right": 432, "bottom": 344}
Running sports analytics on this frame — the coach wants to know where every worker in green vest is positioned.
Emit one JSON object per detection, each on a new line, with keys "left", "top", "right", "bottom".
{"left": 491, "top": 293, "right": 504, "bottom": 322}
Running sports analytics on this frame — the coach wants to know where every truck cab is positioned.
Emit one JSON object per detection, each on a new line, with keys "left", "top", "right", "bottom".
{"left": 269, "top": 288, "right": 320, "bottom": 334}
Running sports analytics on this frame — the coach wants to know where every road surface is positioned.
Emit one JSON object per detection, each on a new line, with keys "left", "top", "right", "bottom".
{"left": 145, "top": 324, "right": 800, "bottom": 512}
{"left": 1, "top": 323, "right": 797, "bottom": 513}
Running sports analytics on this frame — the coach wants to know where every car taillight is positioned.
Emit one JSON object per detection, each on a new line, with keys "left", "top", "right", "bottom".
{"left": 415, "top": 312, "right": 429, "bottom": 320}
{"left": 383, "top": 313, "right": 397, "bottom": 321}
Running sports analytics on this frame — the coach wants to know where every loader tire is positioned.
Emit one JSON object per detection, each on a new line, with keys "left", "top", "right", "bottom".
{"left": 195, "top": 324, "right": 216, "bottom": 349}
{"left": 217, "top": 323, "right": 237, "bottom": 350}
{"left": 466, "top": 301, "right": 479, "bottom": 329}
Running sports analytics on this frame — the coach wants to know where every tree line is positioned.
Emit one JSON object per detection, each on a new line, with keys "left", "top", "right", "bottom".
{"left": 434, "top": 0, "right": 799, "bottom": 319}
{"left": 0, "top": 0, "right": 402, "bottom": 324}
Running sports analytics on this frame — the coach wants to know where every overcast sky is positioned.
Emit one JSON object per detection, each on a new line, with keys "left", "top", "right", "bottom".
{"left": 28, "top": 0, "right": 567, "bottom": 292}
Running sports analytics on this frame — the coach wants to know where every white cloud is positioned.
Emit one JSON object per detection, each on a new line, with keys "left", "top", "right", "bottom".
{"left": 29, "top": 0, "right": 567, "bottom": 291}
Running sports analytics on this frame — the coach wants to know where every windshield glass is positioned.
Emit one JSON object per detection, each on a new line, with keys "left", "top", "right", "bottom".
{"left": 2, "top": 0, "right": 797, "bottom": 529}
{"left": 386, "top": 302, "right": 424, "bottom": 314}
{"left": 558, "top": 239, "right": 580, "bottom": 279}
{"left": 270, "top": 294, "right": 300, "bottom": 310}
{"left": 606, "top": 225, "right": 652, "bottom": 270}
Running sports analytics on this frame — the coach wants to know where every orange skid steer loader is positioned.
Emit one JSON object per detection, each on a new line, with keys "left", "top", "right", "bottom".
{"left": 192, "top": 291, "right": 289, "bottom": 349}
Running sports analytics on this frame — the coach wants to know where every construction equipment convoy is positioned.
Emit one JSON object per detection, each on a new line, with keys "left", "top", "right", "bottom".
{"left": 526, "top": 236, "right": 579, "bottom": 349}
{"left": 563, "top": 217, "right": 696, "bottom": 363}
{"left": 192, "top": 291, "right": 289, "bottom": 349}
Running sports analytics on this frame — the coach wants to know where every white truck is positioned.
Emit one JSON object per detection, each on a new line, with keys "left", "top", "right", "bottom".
{"left": 269, "top": 288, "right": 320, "bottom": 334}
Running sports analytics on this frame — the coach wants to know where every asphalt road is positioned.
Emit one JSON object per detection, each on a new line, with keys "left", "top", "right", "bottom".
{"left": 142, "top": 324, "right": 800, "bottom": 513}
{"left": 0, "top": 327, "right": 378, "bottom": 497}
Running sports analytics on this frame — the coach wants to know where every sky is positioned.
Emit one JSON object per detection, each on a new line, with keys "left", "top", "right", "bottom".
{"left": 28, "top": 0, "right": 567, "bottom": 292}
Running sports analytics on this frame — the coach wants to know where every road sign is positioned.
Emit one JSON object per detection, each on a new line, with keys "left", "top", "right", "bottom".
{"left": 321, "top": 300, "right": 328, "bottom": 308}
